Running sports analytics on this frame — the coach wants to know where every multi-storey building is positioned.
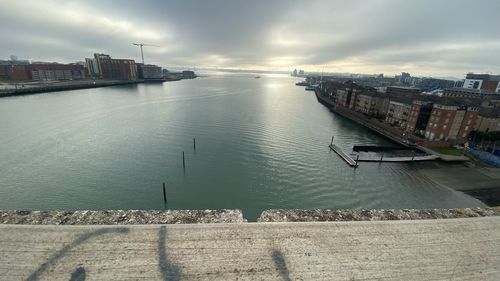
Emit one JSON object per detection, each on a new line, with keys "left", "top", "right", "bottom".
{"left": 463, "top": 73, "right": 500, "bottom": 93}
{"left": 442, "top": 88, "right": 499, "bottom": 98}
{"left": 85, "top": 54, "right": 137, "bottom": 80}
{"left": 0, "top": 64, "right": 30, "bottom": 81}
{"left": 424, "top": 104, "right": 479, "bottom": 142}
{"left": 475, "top": 104, "right": 500, "bottom": 132}
{"left": 386, "top": 86, "right": 421, "bottom": 98}
{"left": 335, "top": 83, "right": 364, "bottom": 109}
{"left": 1, "top": 63, "right": 85, "bottom": 81}
{"left": 406, "top": 100, "right": 433, "bottom": 136}
{"left": 26, "top": 64, "right": 86, "bottom": 81}
{"left": 136, "top": 63, "right": 163, "bottom": 79}
{"left": 385, "top": 99, "right": 412, "bottom": 129}
{"left": 353, "top": 91, "right": 389, "bottom": 117}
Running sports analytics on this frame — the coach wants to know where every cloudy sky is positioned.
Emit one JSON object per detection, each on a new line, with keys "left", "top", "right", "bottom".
{"left": 1, "top": 0, "right": 499, "bottom": 77}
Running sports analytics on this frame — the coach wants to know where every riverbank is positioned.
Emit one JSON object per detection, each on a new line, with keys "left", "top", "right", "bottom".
{"left": 0, "top": 79, "right": 144, "bottom": 97}
{"left": 315, "top": 89, "right": 411, "bottom": 147}
{"left": 315, "top": 89, "right": 470, "bottom": 162}
{"left": 314, "top": 89, "right": 500, "bottom": 206}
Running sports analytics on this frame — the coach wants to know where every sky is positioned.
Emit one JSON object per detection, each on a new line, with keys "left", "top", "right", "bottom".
{"left": 1, "top": 0, "right": 499, "bottom": 78}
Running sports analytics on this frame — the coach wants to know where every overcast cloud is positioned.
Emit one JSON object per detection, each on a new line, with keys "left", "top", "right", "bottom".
{"left": 1, "top": 0, "right": 499, "bottom": 77}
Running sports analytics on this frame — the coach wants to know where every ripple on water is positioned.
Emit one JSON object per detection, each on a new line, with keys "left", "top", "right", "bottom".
{"left": 0, "top": 75, "right": 486, "bottom": 217}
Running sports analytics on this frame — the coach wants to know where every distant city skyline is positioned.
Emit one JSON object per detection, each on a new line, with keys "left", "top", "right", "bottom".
{"left": 1, "top": 0, "right": 499, "bottom": 77}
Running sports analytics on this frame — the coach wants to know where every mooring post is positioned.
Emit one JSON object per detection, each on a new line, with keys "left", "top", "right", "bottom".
{"left": 182, "top": 151, "right": 185, "bottom": 169}
{"left": 331, "top": 136, "right": 334, "bottom": 145}
{"left": 380, "top": 152, "right": 384, "bottom": 162}
{"left": 193, "top": 138, "right": 196, "bottom": 151}
{"left": 162, "top": 182, "right": 167, "bottom": 204}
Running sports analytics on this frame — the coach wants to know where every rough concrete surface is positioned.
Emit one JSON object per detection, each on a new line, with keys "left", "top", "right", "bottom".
{"left": 258, "top": 207, "right": 500, "bottom": 222}
{"left": 0, "top": 217, "right": 499, "bottom": 280}
{"left": 0, "top": 209, "right": 245, "bottom": 225}
{"left": 2, "top": 208, "right": 499, "bottom": 225}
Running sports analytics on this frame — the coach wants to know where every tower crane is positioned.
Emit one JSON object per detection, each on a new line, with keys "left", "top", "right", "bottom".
{"left": 132, "top": 43, "right": 160, "bottom": 64}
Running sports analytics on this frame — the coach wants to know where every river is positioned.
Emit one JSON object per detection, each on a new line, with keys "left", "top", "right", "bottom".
{"left": 0, "top": 73, "right": 485, "bottom": 220}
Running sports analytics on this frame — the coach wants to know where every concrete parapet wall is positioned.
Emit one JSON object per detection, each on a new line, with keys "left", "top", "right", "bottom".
{"left": 0, "top": 209, "right": 245, "bottom": 225}
{"left": 2, "top": 208, "right": 500, "bottom": 224}
{"left": 258, "top": 207, "right": 500, "bottom": 222}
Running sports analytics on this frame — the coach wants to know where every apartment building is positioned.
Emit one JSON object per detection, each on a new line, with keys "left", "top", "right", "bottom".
{"left": 424, "top": 104, "right": 479, "bottom": 142}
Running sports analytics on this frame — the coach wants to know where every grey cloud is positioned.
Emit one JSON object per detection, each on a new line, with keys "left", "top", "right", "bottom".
{"left": 0, "top": 0, "right": 499, "bottom": 76}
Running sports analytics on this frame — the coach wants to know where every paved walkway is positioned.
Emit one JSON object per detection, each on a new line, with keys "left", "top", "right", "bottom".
{"left": 1, "top": 217, "right": 499, "bottom": 280}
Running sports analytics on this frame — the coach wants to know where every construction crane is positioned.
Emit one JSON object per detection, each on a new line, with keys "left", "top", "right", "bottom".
{"left": 132, "top": 43, "right": 160, "bottom": 64}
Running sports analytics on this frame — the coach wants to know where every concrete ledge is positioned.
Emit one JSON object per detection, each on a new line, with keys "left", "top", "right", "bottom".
{"left": 1, "top": 217, "right": 500, "bottom": 280}
{"left": 0, "top": 209, "right": 245, "bottom": 225}
{"left": 258, "top": 207, "right": 500, "bottom": 222}
{"left": 2, "top": 208, "right": 500, "bottom": 225}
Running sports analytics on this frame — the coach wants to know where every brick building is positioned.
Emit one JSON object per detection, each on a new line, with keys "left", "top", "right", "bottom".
{"left": 424, "top": 104, "right": 479, "bottom": 142}
{"left": 386, "top": 86, "right": 421, "bottom": 98}
{"left": 385, "top": 99, "right": 412, "bottom": 129}
{"left": 0, "top": 64, "right": 30, "bottom": 81}
{"left": 475, "top": 105, "right": 500, "bottom": 132}
{"left": 463, "top": 73, "right": 500, "bottom": 92}
{"left": 353, "top": 91, "right": 389, "bottom": 118}
{"left": 85, "top": 54, "right": 137, "bottom": 80}
{"left": 406, "top": 100, "right": 433, "bottom": 137}
{"left": 26, "top": 64, "right": 86, "bottom": 81}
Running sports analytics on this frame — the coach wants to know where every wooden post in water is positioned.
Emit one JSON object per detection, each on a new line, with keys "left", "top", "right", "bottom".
{"left": 193, "top": 138, "right": 196, "bottom": 151}
{"left": 380, "top": 152, "right": 384, "bottom": 162}
{"left": 182, "top": 151, "right": 186, "bottom": 169}
{"left": 331, "top": 136, "right": 334, "bottom": 145}
{"left": 162, "top": 182, "right": 167, "bottom": 204}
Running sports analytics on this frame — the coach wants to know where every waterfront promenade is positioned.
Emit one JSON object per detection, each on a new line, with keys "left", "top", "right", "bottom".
{"left": 1, "top": 214, "right": 499, "bottom": 280}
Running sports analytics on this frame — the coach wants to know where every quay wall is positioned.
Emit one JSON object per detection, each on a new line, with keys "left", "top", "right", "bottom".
{"left": 0, "top": 79, "right": 144, "bottom": 98}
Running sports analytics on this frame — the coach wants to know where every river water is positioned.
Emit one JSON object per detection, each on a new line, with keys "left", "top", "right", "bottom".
{"left": 0, "top": 73, "right": 485, "bottom": 220}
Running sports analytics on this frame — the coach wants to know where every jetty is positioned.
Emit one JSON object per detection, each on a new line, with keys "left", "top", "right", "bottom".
{"left": 351, "top": 145, "right": 439, "bottom": 162}
{"left": 354, "top": 154, "right": 439, "bottom": 162}
{"left": 329, "top": 143, "right": 358, "bottom": 167}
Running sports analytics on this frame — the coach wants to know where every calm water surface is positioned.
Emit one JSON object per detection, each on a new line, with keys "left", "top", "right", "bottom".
{"left": 0, "top": 74, "right": 485, "bottom": 220}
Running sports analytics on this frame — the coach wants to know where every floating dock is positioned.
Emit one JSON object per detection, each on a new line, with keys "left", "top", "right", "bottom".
{"left": 329, "top": 144, "right": 358, "bottom": 167}
{"left": 353, "top": 154, "right": 439, "bottom": 162}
